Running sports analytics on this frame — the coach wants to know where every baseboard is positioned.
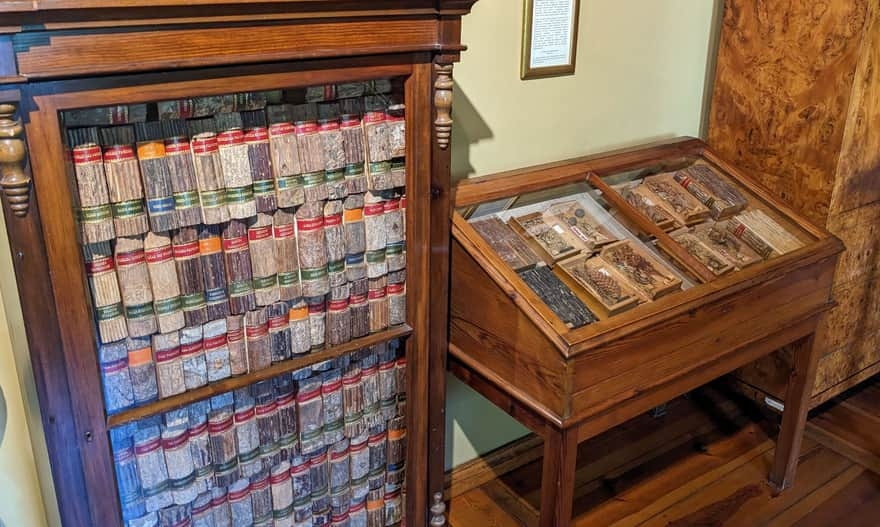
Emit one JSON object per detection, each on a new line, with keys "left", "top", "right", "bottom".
{"left": 443, "top": 434, "right": 544, "bottom": 500}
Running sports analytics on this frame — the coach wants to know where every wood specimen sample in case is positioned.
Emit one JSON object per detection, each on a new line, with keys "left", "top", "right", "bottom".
{"left": 726, "top": 209, "right": 805, "bottom": 259}
{"left": 642, "top": 173, "right": 711, "bottom": 226}
{"left": 468, "top": 216, "right": 540, "bottom": 271}
{"left": 669, "top": 227, "right": 734, "bottom": 276}
{"left": 620, "top": 185, "right": 677, "bottom": 231}
{"left": 518, "top": 265, "right": 597, "bottom": 328}
{"left": 509, "top": 211, "right": 580, "bottom": 264}
{"left": 544, "top": 200, "right": 617, "bottom": 252}
{"left": 690, "top": 221, "right": 761, "bottom": 270}
{"left": 557, "top": 255, "right": 639, "bottom": 315}
{"left": 672, "top": 163, "right": 748, "bottom": 219}
{"left": 599, "top": 240, "right": 682, "bottom": 300}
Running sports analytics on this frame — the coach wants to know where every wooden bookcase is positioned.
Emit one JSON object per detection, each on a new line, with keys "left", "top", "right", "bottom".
{"left": 448, "top": 138, "right": 843, "bottom": 527}
{"left": 0, "top": 3, "right": 478, "bottom": 525}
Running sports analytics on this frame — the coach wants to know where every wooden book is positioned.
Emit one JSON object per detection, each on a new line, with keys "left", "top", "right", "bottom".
{"left": 690, "top": 221, "right": 762, "bottom": 269}
{"left": 544, "top": 200, "right": 617, "bottom": 253}
{"left": 517, "top": 265, "right": 597, "bottom": 328}
{"left": 642, "top": 173, "right": 711, "bottom": 226}
{"left": 599, "top": 240, "right": 682, "bottom": 300}
{"left": 727, "top": 209, "right": 805, "bottom": 258}
{"left": 508, "top": 211, "right": 582, "bottom": 265}
{"left": 557, "top": 255, "right": 639, "bottom": 316}
{"left": 672, "top": 163, "right": 748, "bottom": 219}
{"left": 669, "top": 227, "right": 735, "bottom": 277}
{"left": 469, "top": 216, "right": 541, "bottom": 272}
{"left": 620, "top": 185, "right": 678, "bottom": 231}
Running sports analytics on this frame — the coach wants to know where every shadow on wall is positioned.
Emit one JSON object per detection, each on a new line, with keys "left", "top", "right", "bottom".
{"left": 450, "top": 82, "right": 493, "bottom": 185}
{"left": 699, "top": 0, "right": 726, "bottom": 138}
{"left": 0, "top": 386, "right": 6, "bottom": 447}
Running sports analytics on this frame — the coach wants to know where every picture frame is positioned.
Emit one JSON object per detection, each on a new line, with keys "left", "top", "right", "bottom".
{"left": 521, "top": 0, "right": 580, "bottom": 79}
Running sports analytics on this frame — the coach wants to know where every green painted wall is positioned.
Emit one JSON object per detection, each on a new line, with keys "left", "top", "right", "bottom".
{"left": 445, "top": 0, "right": 722, "bottom": 470}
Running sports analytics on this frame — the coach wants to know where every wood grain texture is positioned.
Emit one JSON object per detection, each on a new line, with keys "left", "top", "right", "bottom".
{"left": 443, "top": 434, "right": 544, "bottom": 501}
{"left": 708, "top": 0, "right": 869, "bottom": 225}
{"left": 447, "top": 382, "right": 880, "bottom": 527}
{"left": 825, "top": 201, "right": 880, "bottom": 285}
{"left": 807, "top": 399, "right": 880, "bottom": 475}
{"left": 15, "top": 19, "right": 439, "bottom": 79}
{"left": 816, "top": 274, "right": 880, "bottom": 353}
{"left": 831, "top": 1, "right": 880, "bottom": 215}
{"left": 770, "top": 333, "right": 822, "bottom": 493}
{"left": 406, "top": 60, "right": 434, "bottom": 527}
{"left": 710, "top": 0, "right": 880, "bottom": 409}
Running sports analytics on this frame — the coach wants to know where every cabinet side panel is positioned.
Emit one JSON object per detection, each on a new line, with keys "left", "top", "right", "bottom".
{"left": 404, "top": 61, "right": 432, "bottom": 527}
{"left": 0, "top": 163, "right": 92, "bottom": 525}
{"left": 450, "top": 240, "right": 567, "bottom": 418}
{"left": 570, "top": 256, "right": 836, "bottom": 421}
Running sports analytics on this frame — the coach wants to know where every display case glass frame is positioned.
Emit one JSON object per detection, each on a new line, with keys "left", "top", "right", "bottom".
{"left": 449, "top": 137, "right": 843, "bottom": 527}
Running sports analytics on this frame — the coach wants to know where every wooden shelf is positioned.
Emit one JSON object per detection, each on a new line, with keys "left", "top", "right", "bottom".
{"left": 107, "top": 324, "right": 413, "bottom": 428}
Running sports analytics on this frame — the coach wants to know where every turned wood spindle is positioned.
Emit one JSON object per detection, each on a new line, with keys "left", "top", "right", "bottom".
{"left": 0, "top": 103, "right": 31, "bottom": 217}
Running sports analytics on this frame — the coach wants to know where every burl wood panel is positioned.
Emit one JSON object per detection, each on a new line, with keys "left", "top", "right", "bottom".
{"left": 708, "top": 0, "right": 868, "bottom": 225}
{"left": 710, "top": 0, "right": 880, "bottom": 407}
{"left": 817, "top": 275, "right": 880, "bottom": 353}
{"left": 831, "top": 2, "right": 880, "bottom": 216}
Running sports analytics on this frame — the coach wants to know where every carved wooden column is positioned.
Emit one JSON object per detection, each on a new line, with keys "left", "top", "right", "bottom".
{"left": 433, "top": 62, "right": 454, "bottom": 150}
{"left": 427, "top": 56, "right": 456, "bottom": 525}
{"left": 0, "top": 102, "right": 31, "bottom": 217}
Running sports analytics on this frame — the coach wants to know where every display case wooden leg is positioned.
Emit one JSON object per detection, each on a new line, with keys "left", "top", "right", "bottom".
{"left": 769, "top": 332, "right": 821, "bottom": 494}
{"left": 539, "top": 427, "right": 577, "bottom": 527}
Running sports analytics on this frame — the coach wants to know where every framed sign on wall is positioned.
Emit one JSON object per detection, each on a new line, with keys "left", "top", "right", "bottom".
{"left": 521, "top": 0, "right": 580, "bottom": 79}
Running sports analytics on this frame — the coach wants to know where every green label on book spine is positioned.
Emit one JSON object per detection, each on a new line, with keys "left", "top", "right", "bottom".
{"left": 96, "top": 302, "right": 123, "bottom": 321}
{"left": 324, "top": 169, "right": 344, "bottom": 183}
{"left": 252, "top": 274, "right": 278, "bottom": 291}
{"left": 277, "top": 271, "right": 300, "bottom": 286}
{"left": 229, "top": 279, "right": 254, "bottom": 297}
{"left": 302, "top": 171, "right": 324, "bottom": 188}
{"left": 327, "top": 260, "right": 344, "bottom": 273}
{"left": 200, "top": 189, "right": 225, "bottom": 208}
{"left": 277, "top": 175, "right": 302, "bottom": 190}
{"left": 125, "top": 302, "right": 155, "bottom": 320}
{"left": 225, "top": 186, "right": 254, "bottom": 204}
{"left": 111, "top": 200, "right": 145, "bottom": 219}
{"left": 80, "top": 204, "right": 112, "bottom": 223}
{"left": 174, "top": 190, "right": 199, "bottom": 209}
{"left": 154, "top": 296, "right": 182, "bottom": 315}
{"left": 181, "top": 292, "right": 207, "bottom": 310}
{"left": 252, "top": 179, "right": 275, "bottom": 196}
{"left": 300, "top": 266, "right": 328, "bottom": 280}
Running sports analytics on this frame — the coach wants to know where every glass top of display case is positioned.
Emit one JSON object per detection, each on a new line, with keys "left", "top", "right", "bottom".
{"left": 453, "top": 142, "right": 825, "bottom": 342}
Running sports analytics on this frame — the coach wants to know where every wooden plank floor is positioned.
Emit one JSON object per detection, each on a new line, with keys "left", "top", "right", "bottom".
{"left": 448, "top": 378, "right": 880, "bottom": 526}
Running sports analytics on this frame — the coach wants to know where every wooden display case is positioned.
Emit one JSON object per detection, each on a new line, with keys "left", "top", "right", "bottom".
{"left": 448, "top": 138, "right": 843, "bottom": 527}
{"left": 0, "top": 3, "right": 478, "bottom": 526}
